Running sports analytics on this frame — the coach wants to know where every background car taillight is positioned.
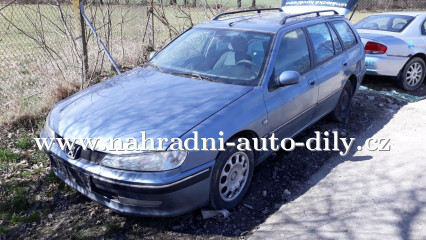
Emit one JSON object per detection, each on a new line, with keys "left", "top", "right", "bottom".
{"left": 365, "top": 41, "right": 387, "bottom": 54}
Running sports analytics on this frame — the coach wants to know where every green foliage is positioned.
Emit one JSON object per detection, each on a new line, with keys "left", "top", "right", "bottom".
{"left": 10, "top": 211, "right": 41, "bottom": 223}
{"left": 0, "top": 149, "right": 20, "bottom": 163}
{"left": 16, "top": 135, "right": 33, "bottom": 149}
{"left": 0, "top": 226, "right": 8, "bottom": 234}
{"left": 105, "top": 222, "right": 122, "bottom": 235}
{"left": 0, "top": 185, "right": 30, "bottom": 215}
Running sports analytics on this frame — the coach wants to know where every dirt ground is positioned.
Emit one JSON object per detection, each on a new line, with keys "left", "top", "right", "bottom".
{"left": 0, "top": 76, "right": 425, "bottom": 239}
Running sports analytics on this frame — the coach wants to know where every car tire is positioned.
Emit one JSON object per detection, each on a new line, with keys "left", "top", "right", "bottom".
{"left": 398, "top": 57, "right": 425, "bottom": 92}
{"left": 209, "top": 139, "right": 254, "bottom": 210}
{"left": 329, "top": 80, "right": 353, "bottom": 122}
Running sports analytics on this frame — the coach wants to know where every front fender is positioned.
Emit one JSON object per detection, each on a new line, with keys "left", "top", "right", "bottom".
{"left": 178, "top": 87, "right": 268, "bottom": 172}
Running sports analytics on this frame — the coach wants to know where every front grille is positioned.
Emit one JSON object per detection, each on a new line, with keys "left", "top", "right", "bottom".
{"left": 55, "top": 133, "right": 106, "bottom": 163}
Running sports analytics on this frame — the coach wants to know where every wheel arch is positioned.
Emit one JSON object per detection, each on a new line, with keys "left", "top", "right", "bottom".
{"left": 398, "top": 53, "right": 426, "bottom": 77}
{"left": 348, "top": 74, "right": 358, "bottom": 95}
{"left": 222, "top": 130, "right": 260, "bottom": 160}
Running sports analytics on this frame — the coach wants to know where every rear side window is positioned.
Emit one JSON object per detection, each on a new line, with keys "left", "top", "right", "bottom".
{"left": 307, "top": 23, "right": 334, "bottom": 63}
{"left": 329, "top": 25, "right": 343, "bottom": 54}
{"left": 275, "top": 28, "right": 311, "bottom": 75}
{"left": 332, "top": 21, "right": 357, "bottom": 49}
{"left": 423, "top": 20, "right": 426, "bottom": 35}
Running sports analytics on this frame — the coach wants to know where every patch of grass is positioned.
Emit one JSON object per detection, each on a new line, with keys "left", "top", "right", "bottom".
{"left": 0, "top": 185, "right": 30, "bottom": 215}
{"left": 20, "top": 171, "right": 32, "bottom": 178}
{"left": 105, "top": 222, "right": 122, "bottom": 235}
{"left": 0, "top": 149, "right": 20, "bottom": 163}
{"left": 15, "top": 135, "right": 33, "bottom": 149}
{"left": 10, "top": 211, "right": 41, "bottom": 223}
{"left": 0, "top": 226, "right": 8, "bottom": 234}
{"left": 45, "top": 171, "right": 60, "bottom": 184}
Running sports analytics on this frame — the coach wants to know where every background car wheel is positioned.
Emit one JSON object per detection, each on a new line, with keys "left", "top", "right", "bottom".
{"left": 328, "top": 80, "right": 353, "bottom": 122}
{"left": 209, "top": 139, "right": 254, "bottom": 210}
{"left": 398, "top": 57, "right": 425, "bottom": 92}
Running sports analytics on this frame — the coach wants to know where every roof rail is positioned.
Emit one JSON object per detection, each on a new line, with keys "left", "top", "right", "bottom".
{"left": 213, "top": 8, "right": 283, "bottom": 21}
{"left": 280, "top": 10, "right": 339, "bottom": 24}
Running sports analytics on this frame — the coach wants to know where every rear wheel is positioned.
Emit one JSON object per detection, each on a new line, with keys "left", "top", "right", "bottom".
{"left": 398, "top": 57, "right": 425, "bottom": 91}
{"left": 209, "top": 139, "right": 254, "bottom": 210}
{"left": 329, "top": 80, "right": 353, "bottom": 122}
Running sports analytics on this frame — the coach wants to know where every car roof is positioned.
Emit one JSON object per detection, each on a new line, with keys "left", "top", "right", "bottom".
{"left": 375, "top": 12, "right": 426, "bottom": 17}
{"left": 195, "top": 12, "right": 344, "bottom": 33}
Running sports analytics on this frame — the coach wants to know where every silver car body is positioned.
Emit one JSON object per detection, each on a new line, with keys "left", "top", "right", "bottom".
{"left": 41, "top": 11, "right": 366, "bottom": 216}
{"left": 357, "top": 12, "right": 426, "bottom": 77}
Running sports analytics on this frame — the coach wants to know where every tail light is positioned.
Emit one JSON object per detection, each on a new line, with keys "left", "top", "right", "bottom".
{"left": 365, "top": 41, "right": 387, "bottom": 54}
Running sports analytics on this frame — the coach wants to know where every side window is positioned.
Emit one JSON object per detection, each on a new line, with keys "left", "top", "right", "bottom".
{"left": 307, "top": 23, "right": 334, "bottom": 63}
{"left": 329, "top": 24, "right": 343, "bottom": 54}
{"left": 332, "top": 21, "right": 357, "bottom": 49}
{"left": 392, "top": 17, "right": 410, "bottom": 31}
{"left": 423, "top": 20, "right": 426, "bottom": 35}
{"left": 275, "top": 28, "right": 311, "bottom": 75}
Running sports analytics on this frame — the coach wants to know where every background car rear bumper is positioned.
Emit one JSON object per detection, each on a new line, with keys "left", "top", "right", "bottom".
{"left": 365, "top": 55, "right": 408, "bottom": 77}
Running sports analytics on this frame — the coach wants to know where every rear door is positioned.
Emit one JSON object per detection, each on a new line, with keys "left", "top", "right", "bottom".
{"left": 305, "top": 22, "right": 349, "bottom": 119}
{"left": 263, "top": 27, "right": 318, "bottom": 139}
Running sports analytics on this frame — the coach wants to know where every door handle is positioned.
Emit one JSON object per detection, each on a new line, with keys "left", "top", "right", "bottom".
{"left": 309, "top": 79, "right": 316, "bottom": 87}
{"left": 343, "top": 62, "right": 348, "bottom": 67}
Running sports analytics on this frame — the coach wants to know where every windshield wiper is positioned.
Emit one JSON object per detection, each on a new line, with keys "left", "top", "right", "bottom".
{"left": 169, "top": 72, "right": 218, "bottom": 83}
{"left": 144, "top": 63, "right": 164, "bottom": 73}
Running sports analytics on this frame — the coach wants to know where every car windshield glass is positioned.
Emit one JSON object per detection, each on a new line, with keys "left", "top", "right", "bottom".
{"left": 149, "top": 27, "right": 273, "bottom": 86}
{"left": 355, "top": 15, "right": 415, "bottom": 32}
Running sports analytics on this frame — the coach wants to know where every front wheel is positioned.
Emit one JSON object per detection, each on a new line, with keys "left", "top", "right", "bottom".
{"left": 209, "top": 139, "right": 254, "bottom": 210}
{"left": 328, "top": 80, "right": 353, "bottom": 122}
{"left": 398, "top": 57, "right": 425, "bottom": 91}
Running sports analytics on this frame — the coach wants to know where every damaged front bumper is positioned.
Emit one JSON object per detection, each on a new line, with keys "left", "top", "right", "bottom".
{"left": 41, "top": 129, "right": 214, "bottom": 217}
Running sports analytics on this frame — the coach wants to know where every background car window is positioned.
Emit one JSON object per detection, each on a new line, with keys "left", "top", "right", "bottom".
{"left": 275, "top": 29, "right": 311, "bottom": 75}
{"left": 332, "top": 21, "right": 357, "bottom": 49}
{"left": 329, "top": 25, "right": 343, "bottom": 54}
{"left": 423, "top": 20, "right": 426, "bottom": 35}
{"left": 355, "top": 15, "right": 415, "bottom": 33}
{"left": 392, "top": 17, "right": 411, "bottom": 31}
{"left": 307, "top": 23, "right": 334, "bottom": 63}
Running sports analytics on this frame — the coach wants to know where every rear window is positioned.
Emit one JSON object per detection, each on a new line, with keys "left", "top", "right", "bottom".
{"left": 332, "top": 21, "right": 357, "bottom": 49}
{"left": 307, "top": 23, "right": 334, "bottom": 63}
{"left": 355, "top": 15, "right": 415, "bottom": 33}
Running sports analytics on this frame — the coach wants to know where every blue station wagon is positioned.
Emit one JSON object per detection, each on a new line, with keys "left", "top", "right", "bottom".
{"left": 42, "top": 9, "right": 366, "bottom": 216}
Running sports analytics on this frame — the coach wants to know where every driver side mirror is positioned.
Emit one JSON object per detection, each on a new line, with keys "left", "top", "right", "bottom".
{"left": 149, "top": 51, "right": 157, "bottom": 60}
{"left": 277, "top": 71, "right": 301, "bottom": 87}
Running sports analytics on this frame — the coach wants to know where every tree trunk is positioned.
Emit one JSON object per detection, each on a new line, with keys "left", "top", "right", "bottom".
{"left": 169, "top": 0, "right": 176, "bottom": 5}
{"left": 251, "top": 0, "right": 255, "bottom": 8}
{"left": 237, "top": 0, "right": 241, "bottom": 8}
{"left": 192, "top": 0, "right": 196, "bottom": 7}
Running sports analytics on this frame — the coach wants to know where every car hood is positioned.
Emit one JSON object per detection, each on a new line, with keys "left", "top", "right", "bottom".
{"left": 49, "top": 67, "right": 253, "bottom": 152}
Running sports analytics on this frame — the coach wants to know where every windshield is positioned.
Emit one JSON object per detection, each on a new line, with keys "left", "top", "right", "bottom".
{"left": 149, "top": 27, "right": 274, "bottom": 86}
{"left": 355, "top": 15, "right": 415, "bottom": 32}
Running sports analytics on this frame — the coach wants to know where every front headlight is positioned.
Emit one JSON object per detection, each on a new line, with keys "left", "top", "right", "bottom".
{"left": 44, "top": 112, "right": 55, "bottom": 139}
{"left": 100, "top": 150, "right": 187, "bottom": 172}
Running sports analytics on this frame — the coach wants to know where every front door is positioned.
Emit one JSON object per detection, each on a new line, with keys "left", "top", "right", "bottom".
{"left": 263, "top": 28, "right": 319, "bottom": 139}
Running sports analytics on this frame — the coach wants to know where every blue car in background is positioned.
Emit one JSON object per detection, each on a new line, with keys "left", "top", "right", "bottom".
{"left": 42, "top": 9, "right": 366, "bottom": 216}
